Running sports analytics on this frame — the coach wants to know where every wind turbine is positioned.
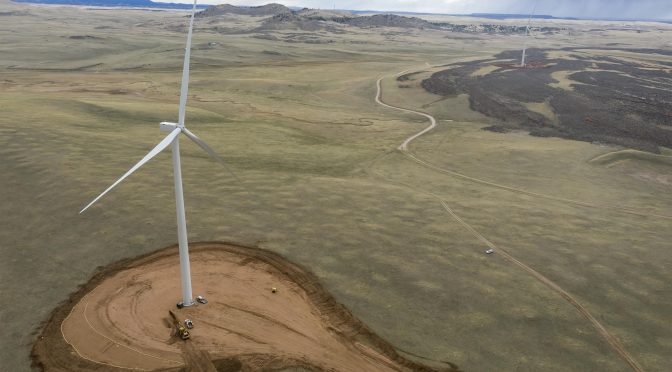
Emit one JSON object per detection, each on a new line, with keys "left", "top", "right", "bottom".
{"left": 80, "top": 0, "right": 228, "bottom": 308}
{"left": 520, "top": 0, "right": 539, "bottom": 68}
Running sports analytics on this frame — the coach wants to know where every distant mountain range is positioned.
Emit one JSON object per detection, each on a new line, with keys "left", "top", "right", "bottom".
{"left": 196, "top": 3, "right": 290, "bottom": 17}
{"left": 11, "top": 0, "right": 207, "bottom": 10}
{"left": 9, "top": 0, "right": 672, "bottom": 23}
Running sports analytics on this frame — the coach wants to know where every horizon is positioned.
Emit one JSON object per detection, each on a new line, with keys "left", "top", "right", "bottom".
{"left": 154, "top": 0, "right": 672, "bottom": 21}
{"left": 11, "top": 0, "right": 672, "bottom": 21}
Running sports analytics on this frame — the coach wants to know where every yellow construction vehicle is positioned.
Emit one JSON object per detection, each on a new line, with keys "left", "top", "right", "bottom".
{"left": 169, "top": 310, "right": 190, "bottom": 340}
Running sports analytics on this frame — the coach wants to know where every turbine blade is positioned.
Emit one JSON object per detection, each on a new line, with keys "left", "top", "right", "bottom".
{"left": 80, "top": 128, "right": 181, "bottom": 214}
{"left": 178, "top": 0, "right": 197, "bottom": 127}
{"left": 182, "top": 128, "right": 241, "bottom": 184}
{"left": 182, "top": 128, "right": 224, "bottom": 163}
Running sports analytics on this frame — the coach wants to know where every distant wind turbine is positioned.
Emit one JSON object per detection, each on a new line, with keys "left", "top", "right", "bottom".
{"left": 520, "top": 0, "right": 539, "bottom": 68}
{"left": 80, "top": 0, "right": 231, "bottom": 308}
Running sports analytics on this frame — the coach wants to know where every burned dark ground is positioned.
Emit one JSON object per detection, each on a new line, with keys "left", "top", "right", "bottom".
{"left": 421, "top": 48, "right": 672, "bottom": 153}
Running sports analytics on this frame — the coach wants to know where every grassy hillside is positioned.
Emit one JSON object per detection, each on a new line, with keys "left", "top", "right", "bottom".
{"left": 1, "top": 2, "right": 671, "bottom": 371}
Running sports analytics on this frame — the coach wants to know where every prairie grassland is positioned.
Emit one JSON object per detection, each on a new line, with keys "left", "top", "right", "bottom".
{"left": 1, "top": 2, "right": 671, "bottom": 371}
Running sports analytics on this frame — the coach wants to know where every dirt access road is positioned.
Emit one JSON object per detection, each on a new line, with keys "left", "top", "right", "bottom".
{"left": 375, "top": 72, "right": 672, "bottom": 221}
{"left": 374, "top": 68, "right": 644, "bottom": 372}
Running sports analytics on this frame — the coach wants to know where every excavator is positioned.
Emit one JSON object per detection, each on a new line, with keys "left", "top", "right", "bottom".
{"left": 169, "top": 310, "right": 190, "bottom": 340}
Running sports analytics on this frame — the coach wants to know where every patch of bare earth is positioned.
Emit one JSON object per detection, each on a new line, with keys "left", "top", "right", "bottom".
{"left": 32, "top": 242, "right": 457, "bottom": 371}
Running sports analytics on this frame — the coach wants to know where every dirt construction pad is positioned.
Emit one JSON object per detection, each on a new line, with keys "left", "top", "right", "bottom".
{"left": 32, "top": 242, "right": 456, "bottom": 371}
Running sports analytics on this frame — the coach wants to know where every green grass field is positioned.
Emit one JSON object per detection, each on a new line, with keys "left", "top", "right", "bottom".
{"left": 1, "top": 2, "right": 671, "bottom": 371}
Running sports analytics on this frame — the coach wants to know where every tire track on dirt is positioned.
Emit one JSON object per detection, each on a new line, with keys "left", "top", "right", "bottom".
{"left": 440, "top": 201, "right": 644, "bottom": 372}
{"left": 374, "top": 67, "right": 645, "bottom": 372}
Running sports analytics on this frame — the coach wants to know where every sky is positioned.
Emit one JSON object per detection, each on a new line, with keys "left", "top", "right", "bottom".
{"left": 180, "top": 0, "right": 672, "bottom": 20}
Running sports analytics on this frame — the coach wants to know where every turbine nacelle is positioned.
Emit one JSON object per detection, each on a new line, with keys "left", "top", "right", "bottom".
{"left": 160, "top": 121, "right": 180, "bottom": 132}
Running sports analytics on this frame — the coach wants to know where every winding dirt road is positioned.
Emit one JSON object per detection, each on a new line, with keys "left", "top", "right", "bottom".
{"left": 374, "top": 69, "right": 645, "bottom": 372}
{"left": 375, "top": 73, "right": 672, "bottom": 221}
{"left": 375, "top": 73, "right": 436, "bottom": 152}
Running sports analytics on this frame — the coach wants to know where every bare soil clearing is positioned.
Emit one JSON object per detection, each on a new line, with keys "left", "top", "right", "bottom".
{"left": 33, "top": 242, "right": 455, "bottom": 371}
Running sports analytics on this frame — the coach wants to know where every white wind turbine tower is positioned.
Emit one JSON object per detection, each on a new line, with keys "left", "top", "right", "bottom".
{"left": 520, "top": 0, "right": 539, "bottom": 68}
{"left": 81, "top": 0, "right": 229, "bottom": 307}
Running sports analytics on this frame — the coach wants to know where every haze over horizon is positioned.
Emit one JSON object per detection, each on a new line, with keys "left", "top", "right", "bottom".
{"left": 165, "top": 0, "right": 672, "bottom": 21}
